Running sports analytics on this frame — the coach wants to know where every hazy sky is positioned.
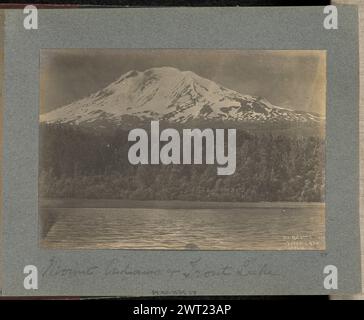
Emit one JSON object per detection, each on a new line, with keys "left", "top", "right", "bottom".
{"left": 40, "top": 49, "right": 326, "bottom": 115}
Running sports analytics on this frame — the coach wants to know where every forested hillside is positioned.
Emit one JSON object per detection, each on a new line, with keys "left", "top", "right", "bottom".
{"left": 39, "top": 124, "right": 325, "bottom": 202}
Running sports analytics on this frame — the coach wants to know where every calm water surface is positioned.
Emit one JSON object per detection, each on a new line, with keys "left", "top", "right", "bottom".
{"left": 40, "top": 203, "right": 325, "bottom": 250}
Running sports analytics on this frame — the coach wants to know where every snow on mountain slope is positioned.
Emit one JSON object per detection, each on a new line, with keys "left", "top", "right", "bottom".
{"left": 40, "top": 66, "right": 323, "bottom": 126}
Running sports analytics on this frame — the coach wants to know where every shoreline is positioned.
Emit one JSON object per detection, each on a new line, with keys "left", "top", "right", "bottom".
{"left": 40, "top": 198, "right": 325, "bottom": 209}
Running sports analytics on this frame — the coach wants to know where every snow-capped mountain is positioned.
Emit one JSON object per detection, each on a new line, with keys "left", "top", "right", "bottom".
{"left": 40, "top": 66, "right": 323, "bottom": 127}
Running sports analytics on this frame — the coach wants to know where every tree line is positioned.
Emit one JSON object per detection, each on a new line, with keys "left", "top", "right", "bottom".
{"left": 39, "top": 124, "right": 325, "bottom": 202}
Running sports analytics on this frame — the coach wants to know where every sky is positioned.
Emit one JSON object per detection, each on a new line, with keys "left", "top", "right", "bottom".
{"left": 40, "top": 49, "right": 326, "bottom": 116}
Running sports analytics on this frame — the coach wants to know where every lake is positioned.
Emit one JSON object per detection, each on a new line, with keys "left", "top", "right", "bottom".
{"left": 39, "top": 200, "right": 325, "bottom": 250}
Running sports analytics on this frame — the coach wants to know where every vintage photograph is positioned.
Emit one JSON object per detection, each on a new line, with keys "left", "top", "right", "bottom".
{"left": 39, "top": 49, "right": 326, "bottom": 250}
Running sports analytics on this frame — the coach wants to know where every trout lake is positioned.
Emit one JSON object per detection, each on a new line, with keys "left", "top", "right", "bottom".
{"left": 39, "top": 200, "right": 325, "bottom": 250}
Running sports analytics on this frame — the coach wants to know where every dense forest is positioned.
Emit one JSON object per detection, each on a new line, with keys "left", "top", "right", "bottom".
{"left": 39, "top": 124, "right": 325, "bottom": 202}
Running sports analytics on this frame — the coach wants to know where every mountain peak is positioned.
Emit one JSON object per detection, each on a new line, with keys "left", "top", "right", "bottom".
{"left": 40, "top": 67, "right": 323, "bottom": 127}
{"left": 146, "top": 66, "right": 182, "bottom": 73}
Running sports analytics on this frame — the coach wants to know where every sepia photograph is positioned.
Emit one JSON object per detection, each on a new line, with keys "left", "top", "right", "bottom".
{"left": 39, "top": 49, "right": 326, "bottom": 250}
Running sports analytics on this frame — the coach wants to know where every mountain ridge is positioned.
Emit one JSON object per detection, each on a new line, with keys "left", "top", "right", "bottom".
{"left": 40, "top": 66, "right": 324, "bottom": 128}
